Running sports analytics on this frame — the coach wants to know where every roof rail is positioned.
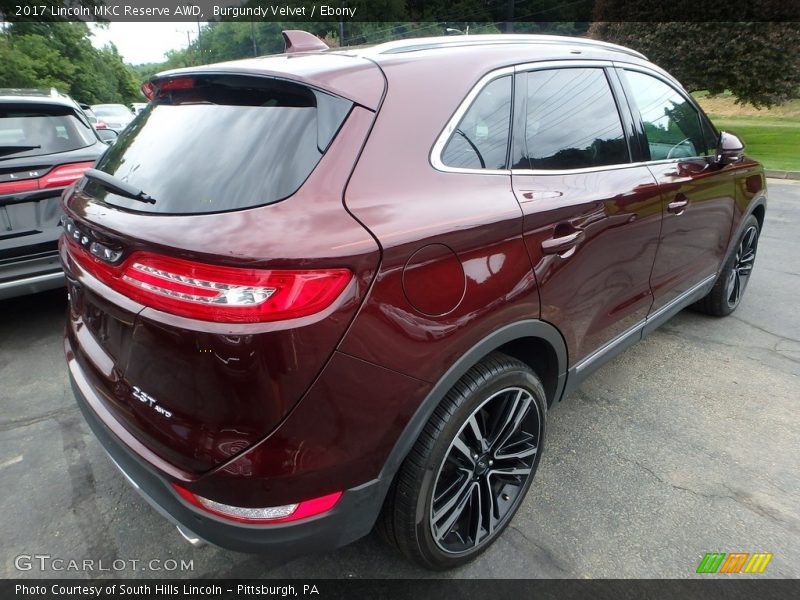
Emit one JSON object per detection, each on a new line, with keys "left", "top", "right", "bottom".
{"left": 376, "top": 34, "right": 647, "bottom": 60}
{"left": 282, "top": 30, "right": 329, "bottom": 53}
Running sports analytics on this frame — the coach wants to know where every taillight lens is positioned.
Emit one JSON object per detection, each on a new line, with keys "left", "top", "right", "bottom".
{"left": 0, "top": 161, "right": 93, "bottom": 195}
{"left": 65, "top": 240, "right": 351, "bottom": 323}
{"left": 40, "top": 162, "right": 95, "bottom": 189}
{"left": 172, "top": 484, "right": 342, "bottom": 524}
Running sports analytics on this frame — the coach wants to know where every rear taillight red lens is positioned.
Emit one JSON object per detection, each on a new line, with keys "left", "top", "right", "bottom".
{"left": 0, "top": 161, "right": 93, "bottom": 195}
{"left": 66, "top": 240, "right": 351, "bottom": 323}
{"left": 40, "top": 162, "right": 95, "bottom": 189}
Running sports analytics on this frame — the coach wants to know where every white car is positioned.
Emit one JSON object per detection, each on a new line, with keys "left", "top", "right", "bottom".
{"left": 90, "top": 103, "right": 135, "bottom": 132}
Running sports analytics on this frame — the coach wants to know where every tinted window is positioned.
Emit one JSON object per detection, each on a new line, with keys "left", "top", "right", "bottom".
{"left": 441, "top": 75, "right": 512, "bottom": 170}
{"left": 0, "top": 108, "right": 95, "bottom": 157}
{"left": 89, "top": 75, "right": 352, "bottom": 214}
{"left": 519, "top": 68, "right": 628, "bottom": 170}
{"left": 700, "top": 112, "right": 719, "bottom": 157}
{"left": 623, "top": 70, "right": 710, "bottom": 160}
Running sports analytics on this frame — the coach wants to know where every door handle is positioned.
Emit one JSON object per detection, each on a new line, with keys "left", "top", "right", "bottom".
{"left": 541, "top": 229, "right": 585, "bottom": 255}
{"left": 667, "top": 193, "right": 689, "bottom": 215}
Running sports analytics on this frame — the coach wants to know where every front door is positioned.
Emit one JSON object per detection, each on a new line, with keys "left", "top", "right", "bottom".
{"left": 617, "top": 67, "right": 735, "bottom": 312}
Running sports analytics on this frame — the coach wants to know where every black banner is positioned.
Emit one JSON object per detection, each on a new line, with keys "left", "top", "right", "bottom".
{"left": 1, "top": 0, "right": 799, "bottom": 23}
{"left": 3, "top": 579, "right": 799, "bottom": 600}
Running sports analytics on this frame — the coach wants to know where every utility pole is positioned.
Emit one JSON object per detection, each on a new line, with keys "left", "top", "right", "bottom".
{"left": 196, "top": 17, "right": 202, "bottom": 63}
{"left": 505, "top": 0, "right": 514, "bottom": 33}
{"left": 339, "top": 1, "right": 346, "bottom": 46}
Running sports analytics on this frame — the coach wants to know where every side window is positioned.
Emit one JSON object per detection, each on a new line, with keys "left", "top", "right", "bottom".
{"left": 700, "top": 112, "right": 720, "bottom": 156}
{"left": 622, "top": 70, "right": 710, "bottom": 160}
{"left": 441, "top": 75, "right": 512, "bottom": 170}
{"left": 519, "top": 68, "right": 628, "bottom": 170}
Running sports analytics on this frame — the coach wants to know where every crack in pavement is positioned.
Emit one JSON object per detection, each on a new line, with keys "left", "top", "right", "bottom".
{"left": 612, "top": 451, "right": 800, "bottom": 534}
{"left": 0, "top": 405, "right": 78, "bottom": 433}
{"left": 507, "top": 525, "right": 573, "bottom": 576}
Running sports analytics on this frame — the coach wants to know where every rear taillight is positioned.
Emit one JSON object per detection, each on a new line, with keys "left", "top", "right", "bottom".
{"left": 172, "top": 484, "right": 342, "bottom": 524}
{"left": 142, "top": 77, "right": 195, "bottom": 100}
{"left": 40, "top": 162, "right": 95, "bottom": 189}
{"left": 65, "top": 240, "right": 351, "bottom": 323}
{"left": 0, "top": 161, "right": 93, "bottom": 195}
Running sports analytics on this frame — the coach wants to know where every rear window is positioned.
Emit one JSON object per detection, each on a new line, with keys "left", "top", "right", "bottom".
{"left": 93, "top": 105, "right": 132, "bottom": 118}
{"left": 0, "top": 106, "right": 95, "bottom": 158}
{"left": 89, "top": 75, "right": 352, "bottom": 214}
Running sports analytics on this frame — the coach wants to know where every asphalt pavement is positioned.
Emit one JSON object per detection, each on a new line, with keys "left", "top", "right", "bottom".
{"left": 1, "top": 180, "right": 798, "bottom": 579}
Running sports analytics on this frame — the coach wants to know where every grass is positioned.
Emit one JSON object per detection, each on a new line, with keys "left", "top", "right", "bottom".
{"left": 693, "top": 94, "right": 800, "bottom": 172}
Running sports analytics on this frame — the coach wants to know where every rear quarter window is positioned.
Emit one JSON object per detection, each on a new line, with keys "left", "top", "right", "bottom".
{"left": 90, "top": 75, "right": 352, "bottom": 215}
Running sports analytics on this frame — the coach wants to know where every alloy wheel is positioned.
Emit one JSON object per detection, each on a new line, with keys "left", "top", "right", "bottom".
{"left": 430, "top": 387, "right": 542, "bottom": 554}
{"left": 726, "top": 225, "right": 758, "bottom": 309}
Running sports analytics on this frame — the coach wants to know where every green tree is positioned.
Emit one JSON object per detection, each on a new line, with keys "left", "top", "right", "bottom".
{"left": 588, "top": 20, "right": 800, "bottom": 108}
{"left": 0, "top": 21, "right": 141, "bottom": 103}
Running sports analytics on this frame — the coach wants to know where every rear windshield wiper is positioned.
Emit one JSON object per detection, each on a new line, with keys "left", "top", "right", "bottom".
{"left": 84, "top": 168, "right": 156, "bottom": 205}
{"left": 0, "top": 145, "right": 41, "bottom": 158}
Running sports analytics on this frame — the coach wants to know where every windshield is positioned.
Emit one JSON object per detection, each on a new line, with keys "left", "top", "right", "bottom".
{"left": 93, "top": 105, "right": 132, "bottom": 117}
{"left": 88, "top": 75, "right": 352, "bottom": 214}
{"left": 0, "top": 108, "right": 95, "bottom": 158}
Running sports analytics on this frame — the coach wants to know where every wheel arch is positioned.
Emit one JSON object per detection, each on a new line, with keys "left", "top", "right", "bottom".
{"left": 377, "top": 319, "right": 567, "bottom": 483}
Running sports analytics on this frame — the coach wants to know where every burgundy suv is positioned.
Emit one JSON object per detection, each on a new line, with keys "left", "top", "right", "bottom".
{"left": 61, "top": 32, "right": 766, "bottom": 569}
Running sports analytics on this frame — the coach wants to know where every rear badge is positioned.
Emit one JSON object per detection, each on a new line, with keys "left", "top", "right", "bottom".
{"left": 131, "top": 386, "right": 173, "bottom": 419}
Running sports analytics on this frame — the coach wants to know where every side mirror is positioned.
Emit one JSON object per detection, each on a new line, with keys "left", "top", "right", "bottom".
{"left": 96, "top": 128, "right": 118, "bottom": 145}
{"left": 716, "top": 131, "right": 744, "bottom": 165}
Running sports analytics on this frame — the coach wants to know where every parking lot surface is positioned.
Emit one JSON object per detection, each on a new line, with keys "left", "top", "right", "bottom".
{"left": 1, "top": 181, "right": 798, "bottom": 579}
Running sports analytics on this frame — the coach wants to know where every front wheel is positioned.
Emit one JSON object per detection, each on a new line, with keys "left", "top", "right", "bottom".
{"left": 378, "top": 352, "right": 546, "bottom": 570}
{"left": 694, "top": 214, "right": 760, "bottom": 316}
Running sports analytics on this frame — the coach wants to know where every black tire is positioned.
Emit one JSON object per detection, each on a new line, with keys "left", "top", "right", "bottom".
{"left": 694, "top": 215, "right": 760, "bottom": 317}
{"left": 377, "top": 352, "right": 547, "bottom": 570}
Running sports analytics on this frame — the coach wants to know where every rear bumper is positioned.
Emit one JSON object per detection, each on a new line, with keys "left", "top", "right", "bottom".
{"left": 69, "top": 363, "right": 387, "bottom": 556}
{"left": 0, "top": 252, "right": 64, "bottom": 300}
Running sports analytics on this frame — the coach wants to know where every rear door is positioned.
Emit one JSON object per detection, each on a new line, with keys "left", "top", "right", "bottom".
{"left": 511, "top": 64, "right": 663, "bottom": 370}
{"left": 615, "top": 66, "right": 734, "bottom": 313}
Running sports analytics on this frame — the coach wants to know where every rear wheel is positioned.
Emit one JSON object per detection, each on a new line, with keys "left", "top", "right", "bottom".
{"left": 378, "top": 352, "right": 546, "bottom": 569}
{"left": 694, "top": 214, "right": 760, "bottom": 317}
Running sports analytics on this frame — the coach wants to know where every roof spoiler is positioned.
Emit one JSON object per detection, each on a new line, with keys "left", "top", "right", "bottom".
{"left": 282, "top": 30, "right": 329, "bottom": 53}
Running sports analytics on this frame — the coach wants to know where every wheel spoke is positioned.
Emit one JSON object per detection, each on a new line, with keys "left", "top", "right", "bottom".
{"left": 731, "top": 272, "right": 741, "bottom": 304}
{"left": 492, "top": 392, "right": 532, "bottom": 455}
{"left": 432, "top": 478, "right": 475, "bottom": 538}
{"left": 495, "top": 440, "right": 538, "bottom": 460}
{"left": 451, "top": 435, "right": 476, "bottom": 466}
{"left": 467, "top": 415, "right": 489, "bottom": 453}
{"left": 478, "top": 476, "right": 498, "bottom": 544}
{"left": 488, "top": 389, "right": 523, "bottom": 447}
{"left": 433, "top": 470, "right": 469, "bottom": 506}
{"left": 489, "top": 465, "right": 532, "bottom": 479}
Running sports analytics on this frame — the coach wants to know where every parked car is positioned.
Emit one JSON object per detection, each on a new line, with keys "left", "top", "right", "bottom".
{"left": 130, "top": 102, "right": 148, "bottom": 115}
{"left": 61, "top": 32, "right": 766, "bottom": 569}
{"left": 89, "top": 103, "right": 135, "bottom": 132}
{"left": 79, "top": 104, "right": 109, "bottom": 131}
{"left": 0, "top": 89, "right": 109, "bottom": 300}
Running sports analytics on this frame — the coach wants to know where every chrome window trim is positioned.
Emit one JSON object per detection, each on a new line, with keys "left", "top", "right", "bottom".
{"left": 429, "top": 66, "right": 515, "bottom": 175}
{"left": 430, "top": 59, "right": 713, "bottom": 177}
{"left": 612, "top": 62, "right": 714, "bottom": 163}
